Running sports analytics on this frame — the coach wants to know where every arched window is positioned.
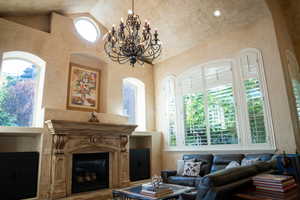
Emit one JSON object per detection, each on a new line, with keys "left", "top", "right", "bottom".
{"left": 239, "top": 49, "right": 273, "bottom": 145}
{"left": 163, "top": 48, "right": 275, "bottom": 150}
{"left": 122, "top": 78, "right": 145, "bottom": 131}
{"left": 74, "top": 17, "right": 100, "bottom": 43}
{"left": 177, "top": 60, "right": 238, "bottom": 146}
{"left": 0, "top": 51, "right": 45, "bottom": 127}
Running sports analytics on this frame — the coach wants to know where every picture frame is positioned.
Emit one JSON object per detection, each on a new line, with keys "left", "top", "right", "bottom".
{"left": 67, "top": 63, "right": 101, "bottom": 112}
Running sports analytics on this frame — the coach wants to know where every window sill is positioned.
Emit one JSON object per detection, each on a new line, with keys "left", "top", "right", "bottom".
{"left": 132, "top": 131, "right": 160, "bottom": 136}
{"left": 164, "top": 144, "right": 276, "bottom": 154}
{"left": 0, "top": 126, "right": 43, "bottom": 137}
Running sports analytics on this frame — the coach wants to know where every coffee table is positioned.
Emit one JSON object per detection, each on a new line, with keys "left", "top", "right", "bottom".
{"left": 112, "top": 183, "right": 195, "bottom": 200}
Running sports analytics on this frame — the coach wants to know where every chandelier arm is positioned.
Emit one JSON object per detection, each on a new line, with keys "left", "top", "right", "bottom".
{"left": 103, "top": 1, "right": 161, "bottom": 67}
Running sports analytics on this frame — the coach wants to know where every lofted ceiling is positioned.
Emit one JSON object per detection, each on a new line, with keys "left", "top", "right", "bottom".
{"left": 0, "top": 0, "right": 270, "bottom": 63}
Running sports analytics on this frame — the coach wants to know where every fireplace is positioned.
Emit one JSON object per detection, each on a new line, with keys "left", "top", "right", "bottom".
{"left": 45, "top": 120, "right": 137, "bottom": 199}
{"left": 72, "top": 152, "right": 109, "bottom": 194}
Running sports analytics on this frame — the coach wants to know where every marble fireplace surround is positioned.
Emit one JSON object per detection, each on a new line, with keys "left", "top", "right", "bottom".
{"left": 45, "top": 120, "right": 137, "bottom": 200}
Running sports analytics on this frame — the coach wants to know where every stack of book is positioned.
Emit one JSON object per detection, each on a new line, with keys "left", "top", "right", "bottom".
{"left": 252, "top": 174, "right": 297, "bottom": 193}
{"left": 140, "top": 183, "right": 173, "bottom": 197}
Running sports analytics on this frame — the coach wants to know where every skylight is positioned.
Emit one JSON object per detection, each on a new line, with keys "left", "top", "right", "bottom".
{"left": 74, "top": 17, "right": 100, "bottom": 43}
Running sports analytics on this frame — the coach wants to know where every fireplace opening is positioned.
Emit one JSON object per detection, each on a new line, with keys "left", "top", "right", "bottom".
{"left": 72, "top": 152, "right": 109, "bottom": 194}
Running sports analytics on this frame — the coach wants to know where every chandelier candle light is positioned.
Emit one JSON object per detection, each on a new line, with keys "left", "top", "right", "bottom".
{"left": 103, "top": 0, "right": 162, "bottom": 66}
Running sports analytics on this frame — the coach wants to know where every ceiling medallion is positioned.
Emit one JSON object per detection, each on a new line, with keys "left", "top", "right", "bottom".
{"left": 103, "top": 0, "right": 162, "bottom": 67}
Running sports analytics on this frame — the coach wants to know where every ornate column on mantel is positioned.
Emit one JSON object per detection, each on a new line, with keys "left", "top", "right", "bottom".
{"left": 45, "top": 120, "right": 137, "bottom": 200}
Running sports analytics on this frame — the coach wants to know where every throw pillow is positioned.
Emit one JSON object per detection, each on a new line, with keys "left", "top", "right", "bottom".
{"left": 177, "top": 160, "right": 185, "bottom": 176}
{"left": 241, "top": 157, "right": 259, "bottom": 166}
{"left": 182, "top": 161, "right": 202, "bottom": 177}
{"left": 177, "top": 158, "right": 196, "bottom": 176}
{"left": 225, "top": 161, "right": 240, "bottom": 169}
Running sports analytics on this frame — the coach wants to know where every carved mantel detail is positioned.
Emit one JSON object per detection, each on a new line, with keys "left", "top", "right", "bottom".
{"left": 53, "top": 134, "right": 67, "bottom": 154}
{"left": 45, "top": 120, "right": 137, "bottom": 200}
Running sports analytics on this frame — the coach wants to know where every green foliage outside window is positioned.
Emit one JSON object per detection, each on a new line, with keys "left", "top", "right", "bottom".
{"left": 183, "top": 92, "right": 207, "bottom": 146}
{"left": 244, "top": 78, "right": 266, "bottom": 144}
{"left": 183, "top": 85, "right": 238, "bottom": 146}
{"left": 0, "top": 66, "right": 36, "bottom": 127}
{"left": 207, "top": 85, "right": 238, "bottom": 145}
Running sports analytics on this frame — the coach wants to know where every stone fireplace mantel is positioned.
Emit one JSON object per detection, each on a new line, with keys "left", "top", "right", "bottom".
{"left": 45, "top": 120, "right": 137, "bottom": 136}
{"left": 45, "top": 120, "right": 137, "bottom": 200}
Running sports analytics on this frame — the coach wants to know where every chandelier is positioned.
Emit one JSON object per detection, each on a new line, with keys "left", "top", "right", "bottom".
{"left": 103, "top": 0, "right": 162, "bottom": 67}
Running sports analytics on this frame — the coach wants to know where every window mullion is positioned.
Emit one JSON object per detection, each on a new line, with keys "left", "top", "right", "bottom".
{"left": 176, "top": 81, "right": 185, "bottom": 147}
{"left": 202, "top": 67, "right": 211, "bottom": 145}
{"left": 235, "top": 57, "right": 250, "bottom": 146}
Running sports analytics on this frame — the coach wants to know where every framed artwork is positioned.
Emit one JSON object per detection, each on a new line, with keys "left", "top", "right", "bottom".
{"left": 67, "top": 63, "right": 101, "bottom": 112}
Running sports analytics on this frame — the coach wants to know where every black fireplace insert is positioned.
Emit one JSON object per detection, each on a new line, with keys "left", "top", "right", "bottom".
{"left": 72, "top": 152, "right": 109, "bottom": 194}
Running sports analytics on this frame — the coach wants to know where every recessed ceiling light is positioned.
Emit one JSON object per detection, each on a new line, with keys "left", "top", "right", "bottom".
{"left": 213, "top": 10, "right": 221, "bottom": 17}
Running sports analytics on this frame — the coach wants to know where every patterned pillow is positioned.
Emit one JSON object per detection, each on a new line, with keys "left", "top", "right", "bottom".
{"left": 182, "top": 161, "right": 202, "bottom": 177}
{"left": 225, "top": 161, "right": 240, "bottom": 169}
{"left": 241, "top": 157, "right": 260, "bottom": 166}
{"left": 177, "top": 159, "right": 196, "bottom": 176}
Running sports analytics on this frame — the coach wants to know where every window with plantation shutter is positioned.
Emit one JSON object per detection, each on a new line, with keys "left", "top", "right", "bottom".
{"left": 178, "top": 61, "right": 238, "bottom": 146}
{"left": 163, "top": 48, "right": 274, "bottom": 150}
{"left": 292, "top": 80, "right": 300, "bottom": 121}
{"left": 240, "top": 50, "right": 268, "bottom": 144}
{"left": 205, "top": 64, "right": 238, "bottom": 145}
{"left": 286, "top": 50, "right": 300, "bottom": 122}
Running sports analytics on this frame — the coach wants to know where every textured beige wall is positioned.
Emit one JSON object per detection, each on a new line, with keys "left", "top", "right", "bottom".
{"left": 266, "top": 0, "right": 300, "bottom": 152}
{"left": 154, "top": 16, "right": 297, "bottom": 170}
{"left": 0, "top": 12, "right": 155, "bottom": 131}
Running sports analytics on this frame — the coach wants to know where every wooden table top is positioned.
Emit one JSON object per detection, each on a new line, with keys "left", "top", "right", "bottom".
{"left": 234, "top": 185, "right": 300, "bottom": 200}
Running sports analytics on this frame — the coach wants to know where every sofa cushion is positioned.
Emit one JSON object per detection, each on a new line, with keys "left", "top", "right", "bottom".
{"left": 177, "top": 160, "right": 185, "bottom": 176}
{"left": 225, "top": 161, "right": 240, "bottom": 169}
{"left": 241, "top": 157, "right": 260, "bottom": 166}
{"left": 254, "top": 161, "right": 273, "bottom": 173}
{"left": 244, "top": 153, "right": 273, "bottom": 161}
{"left": 167, "top": 176, "right": 197, "bottom": 187}
{"left": 202, "top": 165, "right": 258, "bottom": 187}
{"left": 183, "top": 154, "right": 213, "bottom": 176}
{"left": 211, "top": 154, "right": 244, "bottom": 173}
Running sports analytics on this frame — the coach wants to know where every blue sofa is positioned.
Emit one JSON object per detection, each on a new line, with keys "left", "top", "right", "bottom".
{"left": 161, "top": 153, "right": 276, "bottom": 200}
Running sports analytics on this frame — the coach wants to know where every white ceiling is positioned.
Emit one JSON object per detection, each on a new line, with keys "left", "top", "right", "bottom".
{"left": 0, "top": 0, "right": 270, "bottom": 63}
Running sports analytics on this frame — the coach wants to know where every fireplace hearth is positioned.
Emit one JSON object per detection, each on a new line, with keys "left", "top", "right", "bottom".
{"left": 72, "top": 152, "right": 109, "bottom": 194}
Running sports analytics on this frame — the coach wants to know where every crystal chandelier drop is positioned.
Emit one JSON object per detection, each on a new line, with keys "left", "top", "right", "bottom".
{"left": 103, "top": 0, "right": 162, "bottom": 67}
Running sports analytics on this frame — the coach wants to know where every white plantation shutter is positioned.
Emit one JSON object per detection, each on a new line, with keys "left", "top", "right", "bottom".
{"left": 204, "top": 64, "right": 233, "bottom": 89}
{"left": 286, "top": 50, "right": 300, "bottom": 122}
{"left": 292, "top": 80, "right": 300, "bottom": 121}
{"left": 179, "top": 68, "right": 204, "bottom": 95}
{"left": 240, "top": 50, "right": 268, "bottom": 144}
{"left": 240, "top": 52, "right": 259, "bottom": 79}
{"left": 163, "top": 76, "right": 177, "bottom": 146}
{"left": 179, "top": 68, "right": 207, "bottom": 146}
{"left": 205, "top": 62, "right": 238, "bottom": 145}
